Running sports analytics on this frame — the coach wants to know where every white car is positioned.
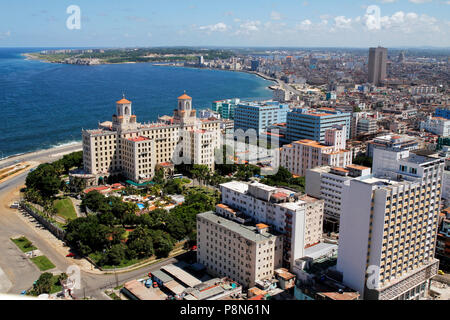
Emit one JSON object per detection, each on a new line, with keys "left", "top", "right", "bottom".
{"left": 10, "top": 202, "right": 19, "bottom": 209}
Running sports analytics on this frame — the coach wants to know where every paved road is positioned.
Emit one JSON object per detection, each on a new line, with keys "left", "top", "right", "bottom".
{"left": 0, "top": 153, "right": 190, "bottom": 299}
{"left": 0, "top": 171, "right": 61, "bottom": 294}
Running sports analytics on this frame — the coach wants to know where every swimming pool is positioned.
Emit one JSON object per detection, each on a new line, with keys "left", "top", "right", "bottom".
{"left": 137, "top": 203, "right": 145, "bottom": 210}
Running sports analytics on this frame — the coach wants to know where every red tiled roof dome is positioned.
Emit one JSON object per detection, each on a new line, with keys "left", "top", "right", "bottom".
{"left": 178, "top": 93, "right": 192, "bottom": 100}
{"left": 117, "top": 98, "right": 131, "bottom": 104}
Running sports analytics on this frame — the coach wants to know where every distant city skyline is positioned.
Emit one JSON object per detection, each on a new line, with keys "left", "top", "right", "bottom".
{"left": 0, "top": 0, "right": 449, "bottom": 48}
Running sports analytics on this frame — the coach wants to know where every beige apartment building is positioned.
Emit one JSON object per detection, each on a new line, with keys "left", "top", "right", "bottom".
{"left": 219, "top": 181, "right": 324, "bottom": 269}
{"left": 81, "top": 93, "right": 221, "bottom": 183}
{"left": 197, "top": 211, "right": 283, "bottom": 288}
{"left": 280, "top": 125, "right": 352, "bottom": 176}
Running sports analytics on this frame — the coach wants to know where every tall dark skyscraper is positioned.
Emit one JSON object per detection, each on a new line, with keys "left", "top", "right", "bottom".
{"left": 368, "top": 47, "right": 387, "bottom": 86}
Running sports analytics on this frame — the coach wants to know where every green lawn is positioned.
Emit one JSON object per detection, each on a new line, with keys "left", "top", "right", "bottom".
{"left": 30, "top": 255, "right": 56, "bottom": 271}
{"left": 108, "top": 292, "right": 121, "bottom": 300}
{"left": 49, "top": 275, "right": 63, "bottom": 294}
{"left": 53, "top": 198, "right": 77, "bottom": 221}
{"left": 11, "top": 237, "right": 37, "bottom": 253}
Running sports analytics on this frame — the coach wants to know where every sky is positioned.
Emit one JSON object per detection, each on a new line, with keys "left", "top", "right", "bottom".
{"left": 0, "top": 0, "right": 449, "bottom": 48}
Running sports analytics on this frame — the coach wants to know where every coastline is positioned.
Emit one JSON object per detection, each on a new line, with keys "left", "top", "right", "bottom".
{"left": 24, "top": 52, "right": 279, "bottom": 88}
{"left": 23, "top": 52, "right": 189, "bottom": 66}
{"left": 22, "top": 53, "right": 50, "bottom": 63}
{"left": 154, "top": 63, "right": 279, "bottom": 91}
{"left": 6, "top": 57, "right": 276, "bottom": 161}
{"left": 0, "top": 142, "right": 82, "bottom": 169}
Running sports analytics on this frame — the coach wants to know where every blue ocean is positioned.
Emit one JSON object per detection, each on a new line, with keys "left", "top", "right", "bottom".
{"left": 0, "top": 48, "right": 272, "bottom": 159}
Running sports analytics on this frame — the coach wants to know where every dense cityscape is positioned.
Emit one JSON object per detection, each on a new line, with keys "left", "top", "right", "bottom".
{"left": 1, "top": 44, "right": 449, "bottom": 303}
{"left": 1, "top": 1, "right": 450, "bottom": 314}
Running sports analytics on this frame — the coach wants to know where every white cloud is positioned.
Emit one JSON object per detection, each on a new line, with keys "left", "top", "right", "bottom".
{"left": 0, "top": 31, "right": 11, "bottom": 39}
{"left": 358, "top": 10, "right": 443, "bottom": 34}
{"left": 334, "top": 16, "right": 352, "bottom": 29}
{"left": 379, "top": 0, "right": 397, "bottom": 3}
{"left": 199, "top": 22, "right": 229, "bottom": 33}
{"left": 235, "top": 21, "right": 261, "bottom": 35}
{"left": 297, "top": 19, "right": 312, "bottom": 30}
{"left": 270, "top": 11, "right": 282, "bottom": 21}
{"left": 409, "top": 0, "right": 432, "bottom": 3}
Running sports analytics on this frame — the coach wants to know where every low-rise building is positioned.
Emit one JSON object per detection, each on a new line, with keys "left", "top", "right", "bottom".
{"left": 366, "top": 134, "right": 419, "bottom": 158}
{"left": 280, "top": 125, "right": 352, "bottom": 176}
{"left": 420, "top": 116, "right": 450, "bottom": 137}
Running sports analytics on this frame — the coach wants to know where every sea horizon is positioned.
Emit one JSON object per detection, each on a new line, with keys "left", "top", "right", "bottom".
{"left": 0, "top": 47, "right": 272, "bottom": 159}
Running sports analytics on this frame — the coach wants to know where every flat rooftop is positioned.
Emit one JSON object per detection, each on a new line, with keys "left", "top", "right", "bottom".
{"left": 401, "top": 152, "right": 442, "bottom": 165}
{"left": 198, "top": 211, "right": 279, "bottom": 243}
{"left": 298, "top": 194, "right": 322, "bottom": 203}
{"left": 161, "top": 264, "right": 202, "bottom": 288}
{"left": 220, "top": 181, "right": 249, "bottom": 194}
{"left": 292, "top": 139, "right": 330, "bottom": 149}
{"left": 304, "top": 242, "right": 338, "bottom": 260}
{"left": 356, "top": 175, "right": 403, "bottom": 186}
{"left": 277, "top": 200, "right": 306, "bottom": 211}
{"left": 249, "top": 181, "right": 278, "bottom": 192}
{"left": 123, "top": 280, "right": 168, "bottom": 300}
{"left": 345, "top": 164, "right": 370, "bottom": 171}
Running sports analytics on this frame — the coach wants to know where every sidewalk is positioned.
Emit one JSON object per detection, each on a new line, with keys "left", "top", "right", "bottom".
{"left": 0, "top": 266, "right": 12, "bottom": 293}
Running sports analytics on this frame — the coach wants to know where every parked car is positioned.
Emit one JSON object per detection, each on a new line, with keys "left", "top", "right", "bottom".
{"left": 66, "top": 252, "right": 76, "bottom": 258}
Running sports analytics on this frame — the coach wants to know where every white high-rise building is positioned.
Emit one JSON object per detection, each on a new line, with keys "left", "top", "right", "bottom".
{"left": 337, "top": 148, "right": 444, "bottom": 300}
{"left": 306, "top": 164, "right": 372, "bottom": 232}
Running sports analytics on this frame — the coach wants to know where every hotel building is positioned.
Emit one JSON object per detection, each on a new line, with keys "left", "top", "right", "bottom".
{"left": 234, "top": 101, "right": 290, "bottom": 135}
{"left": 280, "top": 125, "right": 353, "bottom": 176}
{"left": 285, "top": 107, "right": 351, "bottom": 143}
{"left": 197, "top": 211, "right": 283, "bottom": 288}
{"left": 337, "top": 147, "right": 444, "bottom": 300}
{"left": 219, "top": 181, "right": 324, "bottom": 269}
{"left": 81, "top": 94, "right": 221, "bottom": 183}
